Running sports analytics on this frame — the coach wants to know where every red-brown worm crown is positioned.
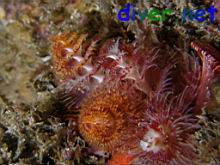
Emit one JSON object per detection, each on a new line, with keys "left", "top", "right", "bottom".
{"left": 51, "top": 32, "right": 220, "bottom": 165}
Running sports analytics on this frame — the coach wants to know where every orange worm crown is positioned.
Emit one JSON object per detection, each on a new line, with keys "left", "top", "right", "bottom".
{"left": 78, "top": 81, "right": 145, "bottom": 154}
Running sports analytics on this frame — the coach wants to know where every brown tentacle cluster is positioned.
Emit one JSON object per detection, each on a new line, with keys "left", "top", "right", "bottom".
{"left": 128, "top": 44, "right": 180, "bottom": 99}
{"left": 191, "top": 41, "right": 220, "bottom": 113}
{"left": 52, "top": 34, "right": 135, "bottom": 111}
